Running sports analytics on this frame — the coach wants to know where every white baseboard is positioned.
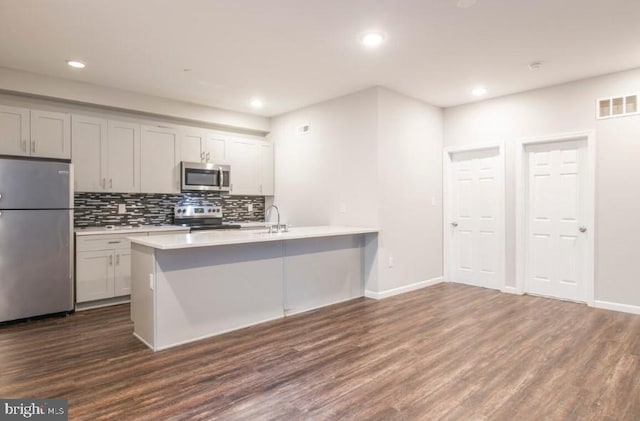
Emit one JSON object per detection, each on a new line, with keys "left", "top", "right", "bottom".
{"left": 594, "top": 300, "right": 640, "bottom": 315}
{"left": 500, "top": 286, "right": 523, "bottom": 295}
{"left": 365, "top": 277, "right": 443, "bottom": 300}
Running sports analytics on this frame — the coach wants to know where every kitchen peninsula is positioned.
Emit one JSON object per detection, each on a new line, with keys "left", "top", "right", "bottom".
{"left": 129, "top": 226, "right": 378, "bottom": 351}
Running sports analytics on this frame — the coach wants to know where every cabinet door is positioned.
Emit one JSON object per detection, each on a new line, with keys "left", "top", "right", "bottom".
{"left": 258, "top": 142, "right": 274, "bottom": 196}
{"left": 72, "top": 115, "right": 108, "bottom": 192}
{"left": 204, "top": 134, "right": 226, "bottom": 163}
{"left": 227, "top": 138, "right": 258, "bottom": 195}
{"left": 181, "top": 129, "right": 205, "bottom": 163}
{"left": 0, "top": 105, "right": 30, "bottom": 156}
{"left": 76, "top": 250, "right": 115, "bottom": 302}
{"left": 113, "top": 251, "right": 131, "bottom": 296}
{"left": 140, "top": 125, "right": 180, "bottom": 193}
{"left": 31, "top": 109, "right": 71, "bottom": 159}
{"left": 107, "top": 120, "right": 140, "bottom": 193}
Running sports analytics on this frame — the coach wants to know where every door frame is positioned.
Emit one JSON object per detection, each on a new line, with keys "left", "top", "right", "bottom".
{"left": 443, "top": 141, "right": 506, "bottom": 290}
{"left": 515, "top": 131, "right": 595, "bottom": 304}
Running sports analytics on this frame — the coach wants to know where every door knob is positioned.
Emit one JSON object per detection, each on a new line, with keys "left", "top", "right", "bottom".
{"left": 451, "top": 222, "right": 458, "bottom": 227}
{"left": 579, "top": 226, "right": 587, "bottom": 233}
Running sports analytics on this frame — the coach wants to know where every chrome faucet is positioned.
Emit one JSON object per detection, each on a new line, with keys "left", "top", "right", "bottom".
{"left": 266, "top": 204, "right": 287, "bottom": 233}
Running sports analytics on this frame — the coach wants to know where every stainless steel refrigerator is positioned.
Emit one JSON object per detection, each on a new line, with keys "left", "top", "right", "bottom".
{"left": 0, "top": 158, "right": 73, "bottom": 323}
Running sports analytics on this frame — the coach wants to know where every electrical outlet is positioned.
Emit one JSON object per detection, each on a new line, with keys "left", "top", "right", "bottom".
{"left": 118, "top": 204, "right": 126, "bottom": 214}
{"left": 388, "top": 257, "right": 394, "bottom": 268}
{"left": 247, "top": 203, "right": 254, "bottom": 212}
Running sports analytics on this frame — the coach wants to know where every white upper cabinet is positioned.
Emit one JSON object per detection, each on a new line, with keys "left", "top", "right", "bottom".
{"left": 72, "top": 115, "right": 108, "bottom": 192}
{"left": 258, "top": 142, "right": 274, "bottom": 196}
{"left": 0, "top": 106, "right": 70, "bottom": 159}
{"left": 180, "top": 129, "right": 227, "bottom": 164}
{"left": 30, "top": 109, "right": 71, "bottom": 159}
{"left": 140, "top": 125, "right": 180, "bottom": 193}
{"left": 181, "top": 129, "right": 206, "bottom": 163}
{"left": 107, "top": 120, "right": 140, "bottom": 193}
{"left": 205, "top": 133, "right": 227, "bottom": 163}
{"left": 227, "top": 137, "right": 258, "bottom": 195}
{"left": 72, "top": 116, "right": 140, "bottom": 193}
{"left": 0, "top": 105, "right": 30, "bottom": 156}
{"left": 227, "top": 137, "right": 274, "bottom": 196}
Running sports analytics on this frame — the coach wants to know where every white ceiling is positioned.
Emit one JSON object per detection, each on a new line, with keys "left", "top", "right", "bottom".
{"left": 1, "top": 0, "right": 639, "bottom": 117}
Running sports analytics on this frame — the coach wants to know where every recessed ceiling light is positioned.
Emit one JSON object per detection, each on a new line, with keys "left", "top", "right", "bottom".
{"left": 472, "top": 86, "right": 487, "bottom": 97}
{"left": 457, "top": 0, "right": 478, "bottom": 8}
{"left": 250, "top": 99, "right": 264, "bottom": 109}
{"left": 66, "top": 60, "right": 86, "bottom": 69}
{"left": 360, "top": 32, "right": 386, "bottom": 48}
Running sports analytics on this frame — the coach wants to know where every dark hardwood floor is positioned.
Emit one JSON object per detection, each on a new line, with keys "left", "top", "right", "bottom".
{"left": 1, "top": 283, "right": 640, "bottom": 420}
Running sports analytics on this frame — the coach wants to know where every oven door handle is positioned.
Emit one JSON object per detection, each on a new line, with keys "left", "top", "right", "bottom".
{"left": 219, "top": 168, "right": 224, "bottom": 190}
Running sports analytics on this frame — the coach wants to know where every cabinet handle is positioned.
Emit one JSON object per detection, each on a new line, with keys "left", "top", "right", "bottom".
{"left": 102, "top": 178, "right": 106, "bottom": 189}
{"left": 200, "top": 152, "right": 205, "bottom": 162}
{"left": 109, "top": 255, "right": 113, "bottom": 266}
{"left": 230, "top": 183, "right": 233, "bottom": 193}
{"left": 116, "top": 254, "right": 120, "bottom": 265}
{"left": 109, "top": 179, "right": 113, "bottom": 188}
{"left": 206, "top": 152, "right": 210, "bottom": 162}
{"left": 260, "top": 184, "right": 263, "bottom": 193}
{"left": 22, "top": 140, "right": 27, "bottom": 153}
{"left": 31, "top": 140, "right": 36, "bottom": 153}
{"left": 107, "top": 241, "right": 121, "bottom": 244}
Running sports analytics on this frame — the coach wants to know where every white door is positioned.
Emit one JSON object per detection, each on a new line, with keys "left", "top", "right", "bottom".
{"left": 448, "top": 147, "right": 504, "bottom": 290}
{"left": 524, "top": 140, "right": 588, "bottom": 301}
{"left": 72, "top": 115, "right": 108, "bottom": 192}
{"left": 30, "top": 109, "right": 71, "bottom": 159}
{"left": 107, "top": 120, "right": 140, "bottom": 192}
{"left": 0, "top": 105, "right": 30, "bottom": 156}
{"left": 140, "top": 125, "right": 180, "bottom": 193}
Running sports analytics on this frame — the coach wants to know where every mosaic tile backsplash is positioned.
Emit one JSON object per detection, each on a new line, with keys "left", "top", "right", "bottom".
{"left": 74, "top": 192, "right": 266, "bottom": 227}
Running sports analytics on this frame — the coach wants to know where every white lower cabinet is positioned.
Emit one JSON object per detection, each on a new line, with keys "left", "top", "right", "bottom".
{"left": 76, "top": 250, "right": 115, "bottom": 302}
{"left": 76, "top": 230, "right": 187, "bottom": 305}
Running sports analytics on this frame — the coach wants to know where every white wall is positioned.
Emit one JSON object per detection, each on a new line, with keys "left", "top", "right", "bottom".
{"left": 269, "top": 87, "right": 444, "bottom": 295}
{"left": 268, "top": 88, "right": 380, "bottom": 228}
{"left": 444, "top": 67, "right": 640, "bottom": 308}
{"left": 377, "top": 88, "right": 443, "bottom": 292}
{"left": 0, "top": 67, "right": 269, "bottom": 134}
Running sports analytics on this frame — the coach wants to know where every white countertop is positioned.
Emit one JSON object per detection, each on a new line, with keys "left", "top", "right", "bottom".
{"left": 223, "top": 221, "right": 270, "bottom": 228}
{"left": 128, "top": 226, "right": 378, "bottom": 250}
{"left": 75, "top": 225, "right": 190, "bottom": 236}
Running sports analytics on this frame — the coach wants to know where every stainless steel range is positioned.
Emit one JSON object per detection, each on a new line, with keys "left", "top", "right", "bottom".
{"left": 173, "top": 205, "right": 241, "bottom": 231}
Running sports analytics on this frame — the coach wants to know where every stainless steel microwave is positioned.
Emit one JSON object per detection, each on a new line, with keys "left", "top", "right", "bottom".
{"left": 180, "top": 162, "right": 231, "bottom": 192}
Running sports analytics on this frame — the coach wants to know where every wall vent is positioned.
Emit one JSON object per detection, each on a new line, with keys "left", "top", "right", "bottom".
{"left": 597, "top": 94, "right": 638, "bottom": 119}
{"left": 296, "top": 123, "right": 311, "bottom": 135}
